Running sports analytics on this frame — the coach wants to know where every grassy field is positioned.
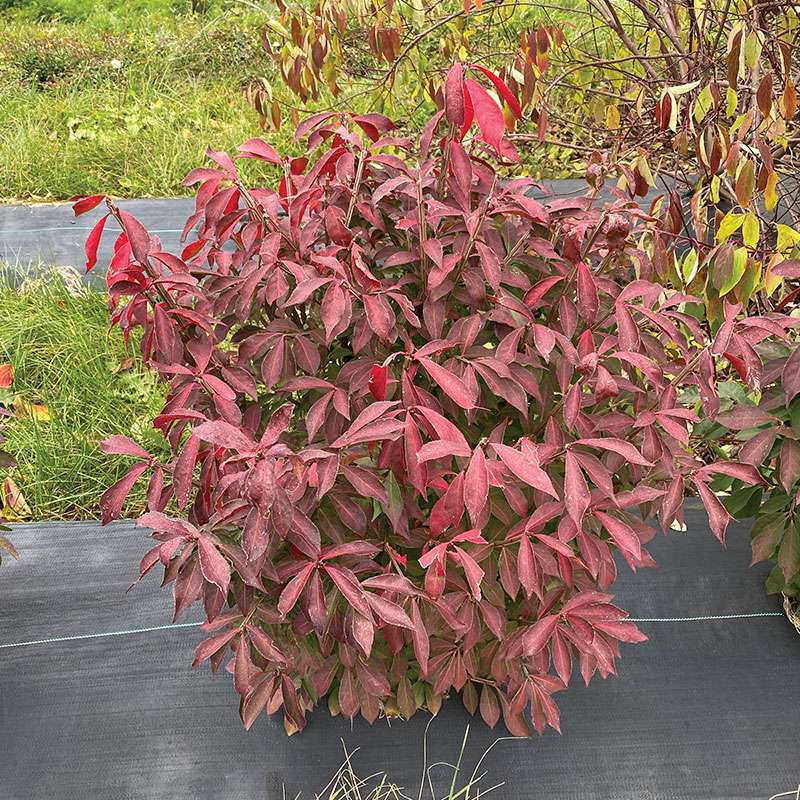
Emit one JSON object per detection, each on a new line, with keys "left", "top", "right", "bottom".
{"left": 0, "top": 269, "right": 166, "bottom": 519}
{"left": 0, "top": 0, "right": 591, "bottom": 201}
{"left": 0, "top": 0, "right": 294, "bottom": 200}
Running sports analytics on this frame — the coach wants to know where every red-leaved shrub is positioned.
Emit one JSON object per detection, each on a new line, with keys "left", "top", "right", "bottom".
{"left": 83, "top": 64, "right": 794, "bottom": 735}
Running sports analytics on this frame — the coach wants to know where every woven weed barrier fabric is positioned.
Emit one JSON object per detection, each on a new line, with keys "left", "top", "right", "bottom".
{"left": 0, "top": 184, "right": 599, "bottom": 280}
{"left": 1, "top": 504, "right": 798, "bottom": 800}
{"left": 0, "top": 198, "right": 196, "bottom": 284}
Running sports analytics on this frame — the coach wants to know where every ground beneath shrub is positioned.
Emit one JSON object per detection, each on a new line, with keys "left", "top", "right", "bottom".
{"left": 1, "top": 503, "right": 798, "bottom": 800}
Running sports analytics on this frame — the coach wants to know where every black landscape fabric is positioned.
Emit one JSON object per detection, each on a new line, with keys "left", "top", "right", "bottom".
{"left": 0, "top": 503, "right": 798, "bottom": 800}
{"left": 0, "top": 182, "right": 597, "bottom": 283}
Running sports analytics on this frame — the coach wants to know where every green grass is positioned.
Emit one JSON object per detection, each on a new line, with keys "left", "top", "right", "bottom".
{"left": 0, "top": 268, "right": 167, "bottom": 519}
{"left": 0, "top": 0, "right": 594, "bottom": 200}
{"left": 0, "top": 1, "right": 296, "bottom": 200}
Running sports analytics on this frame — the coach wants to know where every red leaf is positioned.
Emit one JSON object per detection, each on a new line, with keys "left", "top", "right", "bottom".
{"left": 369, "top": 364, "right": 388, "bottom": 401}
{"left": 779, "top": 440, "right": 800, "bottom": 493}
{"left": 71, "top": 194, "right": 106, "bottom": 216}
{"left": 576, "top": 261, "right": 598, "bottom": 322}
{"left": 523, "top": 614, "right": 559, "bottom": 656}
{"left": 493, "top": 443, "right": 558, "bottom": 498}
{"left": 192, "top": 627, "right": 237, "bottom": 667}
{"left": 118, "top": 210, "right": 151, "bottom": 265}
{"left": 593, "top": 619, "right": 648, "bottom": 643}
{"left": 696, "top": 461, "right": 764, "bottom": 485}
{"left": 464, "top": 79, "right": 505, "bottom": 151}
{"left": 173, "top": 435, "right": 200, "bottom": 510}
{"left": 564, "top": 451, "right": 590, "bottom": 526}
{"left": 237, "top": 138, "right": 282, "bottom": 164}
{"left": 455, "top": 548, "right": 485, "bottom": 600}
{"left": 277, "top": 563, "right": 314, "bottom": 616}
{"left": 281, "top": 673, "right": 305, "bottom": 729}
{"left": 476, "top": 241, "right": 501, "bottom": 292}
{"left": 574, "top": 438, "right": 653, "bottom": 467}
{"left": 517, "top": 535, "right": 537, "bottom": 599}
{"left": 479, "top": 685, "right": 500, "bottom": 728}
{"left": 247, "top": 625, "right": 287, "bottom": 665}
{"left": 242, "top": 676, "right": 276, "bottom": 730}
{"left": 410, "top": 601, "right": 430, "bottom": 676}
{"left": 85, "top": 213, "right": 109, "bottom": 272}
{"left": 324, "top": 564, "right": 372, "bottom": 619}
{"left": 364, "top": 294, "right": 395, "bottom": 341}
{"left": 783, "top": 347, "right": 800, "bottom": 405}
{"left": 99, "top": 461, "right": 149, "bottom": 524}
{"left": 693, "top": 478, "right": 733, "bottom": 543}
{"left": 551, "top": 629, "right": 572, "bottom": 686}
{"left": 99, "top": 435, "right": 151, "bottom": 460}
{"left": 468, "top": 63, "right": 522, "bottom": 119}
{"left": 0, "top": 363, "right": 12, "bottom": 389}
{"left": 197, "top": 537, "right": 231, "bottom": 596}
{"left": 338, "top": 669, "right": 359, "bottom": 719}
{"left": 716, "top": 406, "right": 775, "bottom": 429}
{"left": 464, "top": 447, "right": 488, "bottom": 524}
{"left": 594, "top": 511, "right": 641, "bottom": 561}
{"left": 444, "top": 62, "right": 466, "bottom": 128}
{"left": 193, "top": 420, "right": 254, "bottom": 452}
{"left": 419, "top": 358, "right": 477, "bottom": 409}
{"left": 366, "top": 593, "right": 414, "bottom": 629}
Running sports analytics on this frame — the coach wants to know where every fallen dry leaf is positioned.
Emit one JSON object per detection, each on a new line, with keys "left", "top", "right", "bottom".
{"left": 13, "top": 397, "right": 52, "bottom": 422}
{"left": 113, "top": 357, "right": 135, "bottom": 374}
{"left": 0, "top": 534, "right": 19, "bottom": 559}
{"left": 0, "top": 363, "right": 14, "bottom": 389}
{"left": 1, "top": 477, "right": 31, "bottom": 521}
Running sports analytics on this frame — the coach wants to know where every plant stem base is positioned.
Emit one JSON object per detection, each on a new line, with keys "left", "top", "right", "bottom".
{"left": 782, "top": 593, "right": 800, "bottom": 634}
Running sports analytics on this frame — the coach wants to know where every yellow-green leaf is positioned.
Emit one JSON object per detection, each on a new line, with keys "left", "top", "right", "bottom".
{"left": 710, "top": 174, "right": 721, "bottom": 203}
{"left": 722, "top": 246, "right": 748, "bottom": 295}
{"left": 726, "top": 87, "right": 738, "bottom": 117}
{"left": 693, "top": 84, "right": 714, "bottom": 124}
{"left": 744, "top": 31, "right": 762, "bottom": 70}
{"left": 716, "top": 211, "right": 744, "bottom": 242}
{"left": 636, "top": 155, "right": 655, "bottom": 187}
{"left": 777, "top": 224, "right": 800, "bottom": 252}
{"left": 742, "top": 211, "right": 760, "bottom": 248}
{"left": 765, "top": 169, "right": 779, "bottom": 212}
{"left": 682, "top": 248, "right": 699, "bottom": 283}
{"left": 712, "top": 244, "right": 747, "bottom": 296}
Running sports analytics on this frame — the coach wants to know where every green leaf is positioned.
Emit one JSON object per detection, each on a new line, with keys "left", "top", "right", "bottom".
{"left": 766, "top": 563, "right": 785, "bottom": 594}
{"left": 789, "top": 397, "right": 800, "bottom": 434}
{"left": 737, "top": 258, "right": 761, "bottom": 303}
{"left": 724, "top": 485, "right": 762, "bottom": 519}
{"left": 750, "top": 513, "right": 786, "bottom": 562}
{"left": 778, "top": 523, "right": 800, "bottom": 582}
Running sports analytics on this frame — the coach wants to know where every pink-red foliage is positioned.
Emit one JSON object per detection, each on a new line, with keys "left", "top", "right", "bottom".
{"left": 86, "top": 64, "right": 793, "bottom": 735}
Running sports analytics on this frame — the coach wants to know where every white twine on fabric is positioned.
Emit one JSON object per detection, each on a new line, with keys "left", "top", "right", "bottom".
{"left": 0, "top": 612, "right": 785, "bottom": 651}
{"left": 0, "top": 621, "right": 202, "bottom": 650}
